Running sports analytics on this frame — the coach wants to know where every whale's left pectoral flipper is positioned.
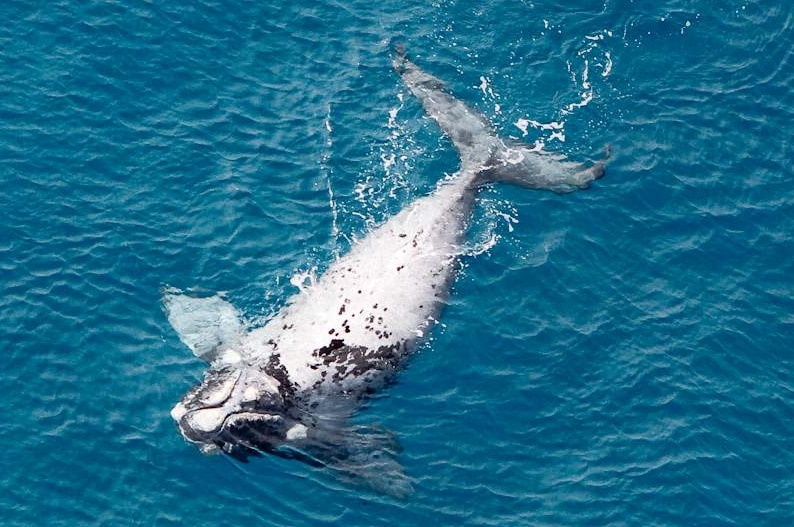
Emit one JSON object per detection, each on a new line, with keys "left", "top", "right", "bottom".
{"left": 279, "top": 423, "right": 412, "bottom": 498}
{"left": 163, "top": 287, "right": 245, "bottom": 362}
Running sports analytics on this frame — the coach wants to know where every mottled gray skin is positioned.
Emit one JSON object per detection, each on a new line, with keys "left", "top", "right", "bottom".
{"left": 393, "top": 47, "right": 607, "bottom": 191}
{"left": 170, "top": 49, "right": 606, "bottom": 474}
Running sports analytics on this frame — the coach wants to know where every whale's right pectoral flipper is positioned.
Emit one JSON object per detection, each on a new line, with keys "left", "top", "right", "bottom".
{"left": 163, "top": 287, "right": 245, "bottom": 362}
{"left": 279, "top": 422, "right": 413, "bottom": 498}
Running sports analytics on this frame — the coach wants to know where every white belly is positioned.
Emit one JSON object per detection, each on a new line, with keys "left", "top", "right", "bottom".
{"left": 244, "top": 176, "right": 476, "bottom": 395}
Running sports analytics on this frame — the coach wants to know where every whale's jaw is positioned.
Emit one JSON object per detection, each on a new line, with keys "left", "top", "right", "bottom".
{"left": 171, "top": 363, "right": 296, "bottom": 458}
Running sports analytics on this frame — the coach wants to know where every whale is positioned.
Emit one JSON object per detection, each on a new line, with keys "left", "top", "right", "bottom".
{"left": 167, "top": 48, "right": 606, "bottom": 493}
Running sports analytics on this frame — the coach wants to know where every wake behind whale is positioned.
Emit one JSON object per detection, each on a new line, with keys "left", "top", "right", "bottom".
{"left": 166, "top": 48, "right": 606, "bottom": 495}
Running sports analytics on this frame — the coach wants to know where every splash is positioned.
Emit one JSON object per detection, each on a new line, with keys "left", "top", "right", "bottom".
{"left": 514, "top": 29, "right": 614, "bottom": 148}
{"left": 320, "top": 103, "right": 340, "bottom": 247}
{"left": 562, "top": 30, "right": 616, "bottom": 114}
{"left": 352, "top": 91, "right": 425, "bottom": 225}
{"left": 462, "top": 195, "right": 522, "bottom": 258}
{"left": 289, "top": 267, "right": 317, "bottom": 293}
{"left": 478, "top": 76, "right": 501, "bottom": 114}
{"left": 353, "top": 39, "right": 613, "bottom": 268}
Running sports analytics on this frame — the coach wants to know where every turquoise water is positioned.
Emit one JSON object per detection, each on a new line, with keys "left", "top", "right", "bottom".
{"left": 3, "top": 0, "right": 793, "bottom": 524}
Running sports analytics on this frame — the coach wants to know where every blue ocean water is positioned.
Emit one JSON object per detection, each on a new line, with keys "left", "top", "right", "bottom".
{"left": 2, "top": 0, "right": 793, "bottom": 524}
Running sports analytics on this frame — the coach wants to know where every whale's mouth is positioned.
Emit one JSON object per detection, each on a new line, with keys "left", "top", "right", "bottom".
{"left": 174, "top": 405, "right": 281, "bottom": 440}
{"left": 174, "top": 408, "right": 288, "bottom": 461}
{"left": 218, "top": 412, "right": 286, "bottom": 452}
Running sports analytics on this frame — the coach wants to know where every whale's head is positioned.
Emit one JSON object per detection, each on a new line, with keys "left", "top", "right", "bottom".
{"left": 171, "top": 360, "right": 302, "bottom": 460}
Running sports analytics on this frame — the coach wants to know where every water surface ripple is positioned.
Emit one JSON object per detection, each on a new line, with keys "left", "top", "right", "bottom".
{"left": 2, "top": 0, "right": 793, "bottom": 525}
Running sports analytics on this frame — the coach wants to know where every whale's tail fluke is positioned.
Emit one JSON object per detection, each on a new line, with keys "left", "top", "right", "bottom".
{"left": 393, "top": 45, "right": 608, "bottom": 193}
{"left": 477, "top": 142, "right": 611, "bottom": 193}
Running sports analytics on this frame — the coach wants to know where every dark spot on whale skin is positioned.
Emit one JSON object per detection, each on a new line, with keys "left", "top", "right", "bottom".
{"left": 377, "top": 317, "right": 383, "bottom": 324}
{"left": 338, "top": 305, "right": 346, "bottom": 315}
{"left": 373, "top": 303, "right": 378, "bottom": 309}
{"left": 316, "top": 341, "right": 406, "bottom": 384}
{"left": 383, "top": 307, "right": 388, "bottom": 312}
{"left": 316, "top": 339, "right": 345, "bottom": 357}
{"left": 344, "top": 327, "right": 351, "bottom": 333}
{"left": 357, "top": 290, "right": 362, "bottom": 294}
{"left": 397, "top": 265, "right": 404, "bottom": 271}
{"left": 265, "top": 354, "right": 295, "bottom": 400}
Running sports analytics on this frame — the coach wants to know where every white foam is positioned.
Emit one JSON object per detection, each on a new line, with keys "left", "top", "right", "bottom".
{"left": 515, "top": 118, "right": 529, "bottom": 136}
{"left": 602, "top": 52, "right": 613, "bottom": 77}
{"left": 495, "top": 210, "right": 519, "bottom": 233}
{"left": 381, "top": 152, "right": 396, "bottom": 173}
{"left": 468, "top": 232, "right": 499, "bottom": 255}
{"left": 530, "top": 120, "right": 564, "bottom": 132}
{"left": 514, "top": 118, "right": 566, "bottom": 144}
{"left": 479, "top": 76, "right": 489, "bottom": 96}
{"left": 549, "top": 130, "right": 567, "bottom": 143}
{"left": 289, "top": 268, "right": 317, "bottom": 293}
{"left": 321, "top": 103, "right": 339, "bottom": 241}
{"left": 478, "top": 75, "right": 500, "bottom": 114}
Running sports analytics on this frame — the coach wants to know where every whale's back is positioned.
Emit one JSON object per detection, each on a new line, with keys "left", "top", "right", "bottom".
{"left": 244, "top": 178, "right": 477, "bottom": 398}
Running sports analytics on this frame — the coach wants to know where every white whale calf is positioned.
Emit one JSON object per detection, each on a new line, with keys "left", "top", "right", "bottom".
{"left": 167, "top": 47, "right": 606, "bottom": 494}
